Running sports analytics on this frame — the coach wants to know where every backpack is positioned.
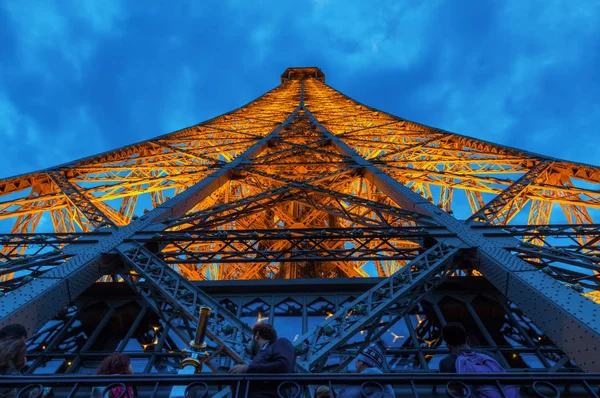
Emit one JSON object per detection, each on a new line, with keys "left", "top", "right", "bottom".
{"left": 455, "top": 352, "right": 519, "bottom": 398}
{"left": 109, "top": 386, "right": 135, "bottom": 398}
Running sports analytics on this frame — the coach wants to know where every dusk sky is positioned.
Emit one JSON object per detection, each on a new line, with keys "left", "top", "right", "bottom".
{"left": 1, "top": 1, "right": 599, "bottom": 178}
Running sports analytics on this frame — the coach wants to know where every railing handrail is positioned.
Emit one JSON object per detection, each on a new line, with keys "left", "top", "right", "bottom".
{"left": 1, "top": 372, "right": 600, "bottom": 385}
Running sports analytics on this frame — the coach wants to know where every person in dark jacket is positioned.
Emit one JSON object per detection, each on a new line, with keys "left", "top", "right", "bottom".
{"left": 439, "top": 322, "right": 503, "bottom": 373}
{"left": 229, "top": 322, "right": 295, "bottom": 397}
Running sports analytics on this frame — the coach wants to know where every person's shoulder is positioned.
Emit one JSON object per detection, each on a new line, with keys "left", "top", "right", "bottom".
{"left": 0, "top": 366, "right": 20, "bottom": 376}
{"left": 275, "top": 337, "right": 294, "bottom": 347}
{"left": 362, "top": 367, "right": 383, "bottom": 374}
{"left": 439, "top": 354, "right": 457, "bottom": 372}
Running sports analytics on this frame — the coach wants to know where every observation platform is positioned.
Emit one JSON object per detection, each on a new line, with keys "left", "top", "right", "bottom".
{"left": 281, "top": 67, "right": 325, "bottom": 83}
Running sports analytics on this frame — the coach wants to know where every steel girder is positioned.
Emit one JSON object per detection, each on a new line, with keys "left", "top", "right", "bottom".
{"left": 295, "top": 242, "right": 460, "bottom": 371}
{"left": 0, "top": 68, "right": 599, "bottom": 375}
{"left": 45, "top": 170, "right": 117, "bottom": 229}
{"left": 302, "top": 101, "right": 600, "bottom": 372}
{"left": 467, "top": 160, "right": 555, "bottom": 225}
{"left": 117, "top": 243, "right": 254, "bottom": 367}
{"left": 0, "top": 81, "right": 302, "bottom": 230}
{"left": 0, "top": 108, "right": 301, "bottom": 333}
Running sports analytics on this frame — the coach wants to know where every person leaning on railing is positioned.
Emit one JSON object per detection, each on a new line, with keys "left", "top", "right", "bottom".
{"left": 90, "top": 353, "right": 136, "bottom": 398}
{"left": 334, "top": 341, "right": 395, "bottom": 398}
{"left": 229, "top": 322, "right": 296, "bottom": 398}
{"left": 0, "top": 338, "right": 28, "bottom": 398}
{"left": 441, "top": 322, "right": 519, "bottom": 397}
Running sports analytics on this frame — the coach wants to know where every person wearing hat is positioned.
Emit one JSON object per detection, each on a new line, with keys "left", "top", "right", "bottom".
{"left": 337, "top": 341, "right": 396, "bottom": 397}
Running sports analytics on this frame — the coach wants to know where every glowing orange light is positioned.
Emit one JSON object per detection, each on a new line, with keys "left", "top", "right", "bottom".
{"left": 325, "top": 311, "right": 334, "bottom": 319}
{"left": 257, "top": 312, "right": 268, "bottom": 323}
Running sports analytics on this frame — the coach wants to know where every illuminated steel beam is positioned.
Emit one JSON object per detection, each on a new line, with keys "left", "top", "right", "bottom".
{"left": 46, "top": 170, "right": 116, "bottom": 229}
{"left": 467, "top": 160, "right": 554, "bottom": 225}
{"left": 1, "top": 68, "right": 600, "bottom": 376}
{"left": 301, "top": 95, "right": 600, "bottom": 372}
{"left": 0, "top": 107, "right": 301, "bottom": 333}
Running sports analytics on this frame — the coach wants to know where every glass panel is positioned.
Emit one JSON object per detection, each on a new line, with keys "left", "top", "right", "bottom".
{"left": 241, "top": 299, "right": 270, "bottom": 327}
{"left": 307, "top": 298, "right": 335, "bottom": 335}
{"left": 472, "top": 296, "right": 526, "bottom": 347}
{"left": 438, "top": 297, "right": 487, "bottom": 346}
{"left": 88, "top": 302, "right": 141, "bottom": 351}
{"left": 273, "top": 298, "right": 303, "bottom": 341}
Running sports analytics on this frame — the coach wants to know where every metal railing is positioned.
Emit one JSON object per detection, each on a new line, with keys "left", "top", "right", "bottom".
{"left": 1, "top": 373, "right": 600, "bottom": 398}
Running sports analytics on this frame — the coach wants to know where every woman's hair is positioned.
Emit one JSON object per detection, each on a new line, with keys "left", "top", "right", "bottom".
{"left": 0, "top": 324, "right": 27, "bottom": 342}
{"left": 0, "top": 339, "right": 28, "bottom": 373}
{"left": 96, "top": 353, "right": 132, "bottom": 375}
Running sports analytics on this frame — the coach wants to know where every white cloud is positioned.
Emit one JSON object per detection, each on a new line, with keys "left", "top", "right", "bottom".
{"left": 309, "top": 1, "right": 442, "bottom": 69}
{"left": 4, "top": 0, "right": 126, "bottom": 79}
{"left": 0, "top": 94, "right": 40, "bottom": 144}
{"left": 0, "top": 94, "right": 108, "bottom": 177}
{"left": 160, "top": 66, "right": 201, "bottom": 132}
{"left": 411, "top": 0, "right": 600, "bottom": 165}
{"left": 36, "top": 106, "right": 109, "bottom": 169}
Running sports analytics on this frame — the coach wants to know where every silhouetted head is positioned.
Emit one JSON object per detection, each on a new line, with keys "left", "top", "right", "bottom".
{"left": 356, "top": 341, "right": 387, "bottom": 373}
{"left": 251, "top": 322, "right": 277, "bottom": 346}
{"left": 0, "top": 324, "right": 28, "bottom": 343}
{"left": 96, "top": 353, "right": 133, "bottom": 375}
{"left": 0, "top": 339, "right": 28, "bottom": 373}
{"left": 442, "top": 322, "right": 469, "bottom": 351}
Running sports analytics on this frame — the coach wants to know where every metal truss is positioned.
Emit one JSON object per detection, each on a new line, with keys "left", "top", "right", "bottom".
{"left": 117, "top": 242, "right": 254, "bottom": 367}
{"left": 467, "top": 160, "right": 555, "bottom": 225}
{"left": 1, "top": 67, "right": 600, "bottom": 375}
{"left": 46, "top": 170, "right": 116, "bottom": 229}
{"left": 295, "top": 242, "right": 460, "bottom": 371}
{"left": 20, "top": 274, "right": 582, "bottom": 377}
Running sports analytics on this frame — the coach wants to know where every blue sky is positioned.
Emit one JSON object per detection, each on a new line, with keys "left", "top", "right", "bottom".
{"left": 0, "top": 1, "right": 599, "bottom": 178}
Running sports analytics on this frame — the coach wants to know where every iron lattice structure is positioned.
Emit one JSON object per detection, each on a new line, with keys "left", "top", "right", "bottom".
{"left": 1, "top": 67, "right": 600, "bottom": 384}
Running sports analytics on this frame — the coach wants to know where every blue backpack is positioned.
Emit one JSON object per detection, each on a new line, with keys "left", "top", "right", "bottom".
{"left": 455, "top": 352, "right": 519, "bottom": 398}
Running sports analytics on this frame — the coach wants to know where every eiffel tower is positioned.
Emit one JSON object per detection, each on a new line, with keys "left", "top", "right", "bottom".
{"left": 1, "top": 67, "right": 599, "bottom": 395}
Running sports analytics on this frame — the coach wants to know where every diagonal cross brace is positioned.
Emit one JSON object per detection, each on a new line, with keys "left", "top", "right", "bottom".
{"left": 295, "top": 242, "right": 460, "bottom": 371}
{"left": 302, "top": 100, "right": 600, "bottom": 371}
{"left": 467, "top": 160, "right": 554, "bottom": 225}
{"left": 117, "top": 243, "right": 252, "bottom": 364}
{"left": 46, "top": 170, "right": 115, "bottom": 228}
{"left": 1, "top": 108, "right": 301, "bottom": 334}
{"left": 118, "top": 243, "right": 311, "bottom": 373}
